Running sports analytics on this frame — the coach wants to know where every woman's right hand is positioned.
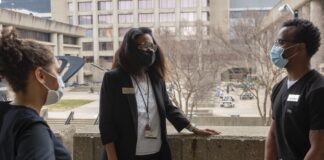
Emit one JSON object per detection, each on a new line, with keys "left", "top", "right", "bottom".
{"left": 106, "top": 143, "right": 118, "bottom": 160}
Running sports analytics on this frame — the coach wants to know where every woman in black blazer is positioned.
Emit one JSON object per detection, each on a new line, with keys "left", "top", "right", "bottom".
{"left": 99, "top": 27, "right": 220, "bottom": 160}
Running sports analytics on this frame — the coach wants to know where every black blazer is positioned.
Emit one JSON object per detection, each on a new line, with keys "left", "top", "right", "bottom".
{"left": 99, "top": 68, "right": 190, "bottom": 160}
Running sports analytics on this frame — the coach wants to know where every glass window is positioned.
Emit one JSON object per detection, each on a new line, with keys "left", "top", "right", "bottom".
{"left": 181, "top": 26, "right": 196, "bottom": 36}
{"left": 68, "top": 16, "right": 73, "bottom": 24}
{"left": 118, "top": 0, "right": 133, "bottom": 10}
{"left": 79, "top": 15, "right": 92, "bottom": 25}
{"left": 99, "top": 28, "right": 113, "bottom": 38}
{"left": 181, "top": 12, "right": 196, "bottom": 22}
{"left": 181, "top": 0, "right": 196, "bottom": 8}
{"left": 84, "top": 56, "right": 94, "bottom": 63}
{"left": 159, "top": 0, "right": 176, "bottom": 9}
{"left": 118, "top": 14, "right": 133, "bottom": 23}
{"left": 98, "top": 0, "right": 112, "bottom": 10}
{"left": 98, "top": 14, "right": 113, "bottom": 24}
{"left": 85, "top": 29, "right": 93, "bottom": 38}
{"left": 68, "top": 2, "right": 74, "bottom": 12}
{"left": 159, "top": 26, "right": 176, "bottom": 35}
{"left": 63, "top": 36, "right": 77, "bottom": 45}
{"left": 139, "top": 13, "right": 154, "bottom": 23}
{"left": 201, "top": 26, "right": 209, "bottom": 36}
{"left": 83, "top": 42, "right": 93, "bottom": 51}
{"left": 16, "top": 29, "right": 50, "bottom": 42}
{"left": 201, "top": 11, "right": 209, "bottom": 21}
{"left": 119, "top": 28, "right": 130, "bottom": 37}
{"left": 78, "top": 2, "right": 92, "bottom": 12}
{"left": 99, "top": 42, "right": 114, "bottom": 51}
{"left": 159, "top": 13, "right": 175, "bottom": 22}
{"left": 139, "top": 0, "right": 153, "bottom": 9}
{"left": 201, "top": 0, "right": 209, "bottom": 7}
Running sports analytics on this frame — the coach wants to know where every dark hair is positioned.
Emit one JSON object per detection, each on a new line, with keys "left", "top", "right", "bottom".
{"left": 0, "top": 29, "right": 54, "bottom": 93}
{"left": 282, "top": 19, "right": 321, "bottom": 58}
{"left": 112, "top": 27, "right": 167, "bottom": 80}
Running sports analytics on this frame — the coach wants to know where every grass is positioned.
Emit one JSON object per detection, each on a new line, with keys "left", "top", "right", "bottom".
{"left": 46, "top": 99, "right": 94, "bottom": 111}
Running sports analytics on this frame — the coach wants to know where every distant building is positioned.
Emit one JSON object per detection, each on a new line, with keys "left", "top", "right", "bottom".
{"left": 0, "top": 9, "right": 85, "bottom": 83}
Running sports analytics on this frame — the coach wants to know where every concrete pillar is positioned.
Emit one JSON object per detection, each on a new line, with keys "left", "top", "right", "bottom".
{"left": 113, "top": 0, "right": 119, "bottom": 53}
{"left": 51, "top": 33, "right": 58, "bottom": 56}
{"left": 310, "top": 0, "right": 324, "bottom": 69}
{"left": 210, "top": 0, "right": 229, "bottom": 37}
{"left": 77, "top": 37, "right": 85, "bottom": 84}
{"left": 58, "top": 33, "right": 64, "bottom": 56}
{"left": 134, "top": 0, "right": 139, "bottom": 27}
{"left": 300, "top": 3, "right": 310, "bottom": 20}
{"left": 92, "top": 0, "right": 99, "bottom": 65}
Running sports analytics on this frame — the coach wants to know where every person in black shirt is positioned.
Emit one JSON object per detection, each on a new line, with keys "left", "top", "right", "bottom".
{"left": 0, "top": 29, "right": 71, "bottom": 160}
{"left": 265, "top": 19, "right": 324, "bottom": 160}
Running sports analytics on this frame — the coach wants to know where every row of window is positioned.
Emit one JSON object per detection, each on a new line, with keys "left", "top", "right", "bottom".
{"left": 70, "top": 12, "right": 209, "bottom": 25}
{"left": 82, "top": 26, "right": 209, "bottom": 51}
{"left": 69, "top": 0, "right": 210, "bottom": 12}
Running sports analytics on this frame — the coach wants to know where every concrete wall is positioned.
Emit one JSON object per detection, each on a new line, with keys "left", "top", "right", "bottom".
{"left": 191, "top": 116, "right": 266, "bottom": 126}
{"left": 52, "top": 125, "right": 268, "bottom": 160}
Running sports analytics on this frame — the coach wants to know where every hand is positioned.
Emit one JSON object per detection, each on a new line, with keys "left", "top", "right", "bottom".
{"left": 192, "top": 128, "right": 221, "bottom": 136}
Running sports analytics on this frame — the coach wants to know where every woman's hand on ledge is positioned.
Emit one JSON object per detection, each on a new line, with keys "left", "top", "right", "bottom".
{"left": 192, "top": 128, "right": 221, "bottom": 136}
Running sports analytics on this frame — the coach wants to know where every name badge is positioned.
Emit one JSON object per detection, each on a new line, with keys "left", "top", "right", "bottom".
{"left": 122, "top": 87, "right": 135, "bottom": 94}
{"left": 287, "top": 94, "right": 300, "bottom": 102}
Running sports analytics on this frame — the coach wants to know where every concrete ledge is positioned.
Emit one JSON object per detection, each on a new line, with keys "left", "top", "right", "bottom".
{"left": 70, "top": 126, "right": 268, "bottom": 160}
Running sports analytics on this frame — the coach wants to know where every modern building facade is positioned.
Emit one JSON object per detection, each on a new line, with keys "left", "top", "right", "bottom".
{"left": 51, "top": 0, "right": 229, "bottom": 82}
{"left": 0, "top": 9, "right": 86, "bottom": 83}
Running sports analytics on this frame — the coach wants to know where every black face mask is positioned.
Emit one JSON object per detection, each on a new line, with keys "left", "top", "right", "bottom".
{"left": 137, "top": 50, "right": 156, "bottom": 67}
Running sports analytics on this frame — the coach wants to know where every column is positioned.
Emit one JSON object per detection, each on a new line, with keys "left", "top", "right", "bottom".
{"left": 58, "top": 34, "right": 64, "bottom": 56}
{"left": 310, "top": 0, "right": 324, "bottom": 69}
{"left": 51, "top": 33, "right": 58, "bottom": 56}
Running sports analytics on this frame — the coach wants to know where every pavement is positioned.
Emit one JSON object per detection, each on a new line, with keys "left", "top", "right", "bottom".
{"left": 48, "top": 87, "right": 271, "bottom": 119}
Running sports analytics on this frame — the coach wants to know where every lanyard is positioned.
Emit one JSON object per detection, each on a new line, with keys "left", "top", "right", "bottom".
{"left": 132, "top": 74, "right": 150, "bottom": 122}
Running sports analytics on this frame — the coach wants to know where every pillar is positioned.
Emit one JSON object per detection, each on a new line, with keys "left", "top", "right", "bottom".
{"left": 310, "top": 0, "right": 324, "bottom": 69}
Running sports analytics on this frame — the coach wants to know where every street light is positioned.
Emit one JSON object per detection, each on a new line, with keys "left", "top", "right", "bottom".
{"left": 278, "top": 4, "right": 298, "bottom": 18}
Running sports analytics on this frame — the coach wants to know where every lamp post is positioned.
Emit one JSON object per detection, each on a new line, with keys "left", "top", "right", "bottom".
{"left": 278, "top": 4, "right": 298, "bottom": 18}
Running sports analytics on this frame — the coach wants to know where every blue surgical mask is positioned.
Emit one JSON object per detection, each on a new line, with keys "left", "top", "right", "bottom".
{"left": 270, "top": 44, "right": 298, "bottom": 68}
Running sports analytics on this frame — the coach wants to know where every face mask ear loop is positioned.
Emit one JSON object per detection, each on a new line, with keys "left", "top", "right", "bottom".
{"left": 282, "top": 43, "right": 300, "bottom": 60}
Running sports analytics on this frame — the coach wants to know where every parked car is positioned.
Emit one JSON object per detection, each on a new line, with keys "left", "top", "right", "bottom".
{"left": 222, "top": 96, "right": 235, "bottom": 102}
{"left": 240, "top": 92, "right": 254, "bottom": 100}
{"left": 220, "top": 100, "right": 235, "bottom": 108}
{"left": 220, "top": 96, "right": 235, "bottom": 108}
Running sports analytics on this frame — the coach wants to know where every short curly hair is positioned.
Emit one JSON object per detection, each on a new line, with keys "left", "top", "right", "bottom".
{"left": 282, "top": 19, "right": 321, "bottom": 58}
{"left": 0, "top": 29, "right": 54, "bottom": 93}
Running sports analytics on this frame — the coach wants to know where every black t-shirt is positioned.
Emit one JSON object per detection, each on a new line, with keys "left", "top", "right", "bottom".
{"left": 0, "top": 102, "right": 71, "bottom": 160}
{"left": 271, "top": 70, "right": 324, "bottom": 160}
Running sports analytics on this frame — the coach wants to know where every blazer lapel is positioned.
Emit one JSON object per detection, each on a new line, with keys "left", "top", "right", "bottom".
{"left": 121, "top": 72, "right": 138, "bottom": 134}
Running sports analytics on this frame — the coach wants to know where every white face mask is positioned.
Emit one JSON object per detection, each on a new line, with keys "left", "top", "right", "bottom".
{"left": 41, "top": 69, "right": 65, "bottom": 105}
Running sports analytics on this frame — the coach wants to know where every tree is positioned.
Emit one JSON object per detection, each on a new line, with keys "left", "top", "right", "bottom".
{"left": 215, "top": 10, "right": 287, "bottom": 125}
{"left": 156, "top": 21, "right": 224, "bottom": 119}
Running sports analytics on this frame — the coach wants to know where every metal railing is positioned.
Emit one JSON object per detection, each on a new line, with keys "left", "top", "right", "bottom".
{"left": 65, "top": 111, "right": 74, "bottom": 125}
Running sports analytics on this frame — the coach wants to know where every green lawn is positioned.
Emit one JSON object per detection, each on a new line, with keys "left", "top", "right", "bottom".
{"left": 47, "top": 99, "right": 94, "bottom": 111}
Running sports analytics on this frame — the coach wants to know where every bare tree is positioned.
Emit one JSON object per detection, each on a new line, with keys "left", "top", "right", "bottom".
{"left": 156, "top": 21, "right": 224, "bottom": 119}
{"left": 215, "top": 10, "right": 287, "bottom": 125}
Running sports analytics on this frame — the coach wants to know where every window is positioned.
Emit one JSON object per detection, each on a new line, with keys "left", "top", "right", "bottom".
{"left": 83, "top": 42, "right": 93, "bottom": 51}
{"left": 201, "top": 11, "right": 209, "bottom": 21}
{"left": 201, "top": 26, "right": 209, "bottom": 36}
{"left": 181, "top": 12, "right": 196, "bottom": 22}
{"left": 98, "top": 1, "right": 112, "bottom": 10}
{"left": 159, "top": 13, "right": 175, "bottom": 22}
{"left": 118, "top": 14, "right": 133, "bottom": 23}
{"left": 181, "top": 26, "right": 196, "bottom": 36}
{"left": 63, "top": 36, "right": 77, "bottom": 45}
{"left": 139, "top": 0, "right": 153, "bottom": 9}
{"left": 99, "top": 28, "right": 113, "bottom": 38}
{"left": 139, "top": 13, "right": 154, "bottom": 23}
{"left": 118, "top": 0, "right": 133, "bottom": 10}
{"left": 181, "top": 0, "right": 196, "bottom": 8}
{"left": 85, "top": 29, "right": 93, "bottom": 38}
{"left": 159, "top": 26, "right": 176, "bottom": 35}
{"left": 98, "top": 14, "right": 113, "bottom": 24}
{"left": 84, "top": 56, "right": 94, "bottom": 63}
{"left": 159, "top": 0, "right": 176, "bottom": 9}
{"left": 99, "top": 42, "right": 114, "bottom": 51}
{"left": 201, "top": 0, "right": 209, "bottom": 7}
{"left": 79, "top": 15, "right": 92, "bottom": 25}
{"left": 16, "top": 29, "right": 50, "bottom": 42}
{"left": 119, "top": 28, "right": 130, "bottom": 37}
{"left": 68, "top": 16, "right": 73, "bottom": 24}
{"left": 68, "top": 2, "right": 74, "bottom": 12}
{"left": 78, "top": 2, "right": 92, "bottom": 12}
